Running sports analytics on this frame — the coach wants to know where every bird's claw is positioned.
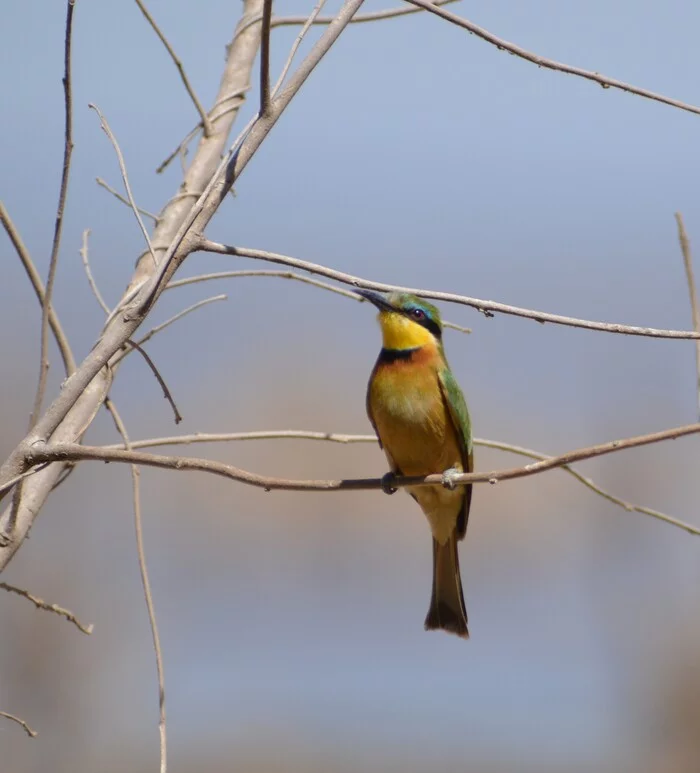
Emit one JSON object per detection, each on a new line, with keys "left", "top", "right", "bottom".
{"left": 441, "top": 467, "right": 461, "bottom": 491}
{"left": 381, "top": 472, "right": 398, "bottom": 495}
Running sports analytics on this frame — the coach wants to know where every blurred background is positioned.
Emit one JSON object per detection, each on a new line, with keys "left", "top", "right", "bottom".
{"left": 2, "top": 1, "right": 700, "bottom": 771}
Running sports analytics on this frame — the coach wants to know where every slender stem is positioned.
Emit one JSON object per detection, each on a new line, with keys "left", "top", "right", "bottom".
{"left": 675, "top": 212, "right": 700, "bottom": 420}
{"left": 30, "top": 0, "right": 76, "bottom": 427}
{"left": 105, "top": 399, "right": 167, "bottom": 773}
{"left": 198, "top": 240, "right": 700, "bottom": 340}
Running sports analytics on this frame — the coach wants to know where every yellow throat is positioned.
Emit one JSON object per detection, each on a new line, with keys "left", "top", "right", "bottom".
{"left": 378, "top": 310, "right": 436, "bottom": 350}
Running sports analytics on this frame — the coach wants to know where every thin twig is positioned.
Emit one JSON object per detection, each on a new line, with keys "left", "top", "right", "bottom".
{"left": 155, "top": 88, "right": 250, "bottom": 175}
{"left": 0, "top": 711, "right": 37, "bottom": 738}
{"left": 0, "top": 201, "right": 75, "bottom": 375}
{"left": 676, "top": 213, "right": 700, "bottom": 420}
{"left": 271, "top": 0, "right": 329, "bottom": 99}
{"left": 406, "top": 0, "right": 700, "bottom": 117}
{"left": 197, "top": 240, "right": 700, "bottom": 339}
{"left": 122, "top": 295, "right": 227, "bottom": 353}
{"left": 30, "top": 0, "right": 76, "bottom": 427}
{"left": 134, "top": 0, "right": 212, "bottom": 136}
{"left": 89, "top": 104, "right": 158, "bottom": 267}
{"left": 270, "top": 0, "right": 459, "bottom": 27}
{"left": 80, "top": 229, "right": 111, "bottom": 315}
{"left": 260, "top": 0, "right": 273, "bottom": 115}
{"left": 27, "top": 420, "right": 700, "bottom": 537}
{"left": 104, "top": 399, "right": 166, "bottom": 773}
{"left": 125, "top": 340, "right": 183, "bottom": 424}
{"left": 164, "top": 269, "right": 470, "bottom": 332}
{"left": 138, "top": 0, "right": 368, "bottom": 312}
{"left": 100, "top": 430, "right": 693, "bottom": 534}
{"left": 96, "top": 178, "right": 159, "bottom": 223}
{"left": 1, "top": 581, "right": 93, "bottom": 634}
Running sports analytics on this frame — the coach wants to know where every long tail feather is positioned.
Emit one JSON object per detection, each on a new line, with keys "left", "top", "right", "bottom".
{"left": 424, "top": 533, "right": 469, "bottom": 639}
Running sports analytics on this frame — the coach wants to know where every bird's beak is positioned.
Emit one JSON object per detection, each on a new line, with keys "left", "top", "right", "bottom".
{"left": 357, "top": 289, "right": 393, "bottom": 312}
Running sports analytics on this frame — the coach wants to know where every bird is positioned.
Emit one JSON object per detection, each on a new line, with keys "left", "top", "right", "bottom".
{"left": 359, "top": 289, "right": 473, "bottom": 639}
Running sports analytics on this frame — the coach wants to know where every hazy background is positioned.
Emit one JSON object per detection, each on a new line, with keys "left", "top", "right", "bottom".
{"left": 2, "top": 1, "right": 700, "bottom": 771}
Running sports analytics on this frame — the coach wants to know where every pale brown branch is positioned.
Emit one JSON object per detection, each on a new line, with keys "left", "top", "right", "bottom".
{"left": 165, "top": 269, "right": 470, "bottom": 332}
{"left": 96, "top": 177, "right": 159, "bottom": 223}
{"left": 126, "top": 340, "right": 183, "bottom": 424}
{"left": 89, "top": 104, "right": 158, "bottom": 267}
{"left": 101, "top": 430, "right": 695, "bottom": 535}
{"left": 105, "top": 399, "right": 166, "bottom": 773}
{"left": 30, "top": 0, "right": 76, "bottom": 427}
{"left": 0, "top": 201, "right": 75, "bottom": 375}
{"left": 197, "top": 240, "right": 700, "bottom": 339}
{"left": 676, "top": 212, "right": 700, "bottom": 419}
{"left": 134, "top": 0, "right": 212, "bottom": 136}
{"left": 155, "top": 88, "right": 250, "bottom": 175}
{"left": 124, "top": 295, "right": 227, "bottom": 352}
{"left": 80, "top": 229, "right": 110, "bottom": 315}
{"left": 1, "top": 581, "right": 93, "bottom": 634}
{"left": 260, "top": 0, "right": 273, "bottom": 115}
{"left": 271, "top": 0, "right": 329, "bottom": 98}
{"left": 0, "top": 711, "right": 37, "bottom": 738}
{"left": 270, "top": 0, "right": 459, "bottom": 27}
{"left": 407, "top": 0, "right": 700, "bottom": 117}
{"left": 26, "top": 420, "right": 700, "bottom": 537}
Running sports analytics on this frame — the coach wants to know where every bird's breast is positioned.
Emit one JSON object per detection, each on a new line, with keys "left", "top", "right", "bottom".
{"left": 369, "top": 358, "right": 459, "bottom": 477}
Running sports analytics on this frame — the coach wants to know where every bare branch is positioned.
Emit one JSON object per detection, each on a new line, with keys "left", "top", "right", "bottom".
{"left": 0, "top": 1, "right": 270, "bottom": 572}
{"left": 197, "top": 240, "right": 700, "bottom": 340}
{"left": 125, "top": 295, "right": 227, "bottom": 352}
{"left": 406, "top": 0, "right": 700, "bottom": 117}
{"left": 133, "top": 0, "right": 212, "bottom": 136}
{"left": 165, "top": 269, "right": 470, "bottom": 332}
{"left": 271, "top": 0, "right": 329, "bottom": 98}
{"left": 0, "top": 201, "right": 75, "bottom": 375}
{"left": 26, "top": 420, "right": 700, "bottom": 537}
{"left": 100, "top": 430, "right": 695, "bottom": 534}
{"left": 270, "top": 0, "right": 459, "bottom": 27}
{"left": 96, "top": 177, "right": 159, "bottom": 223}
{"left": 88, "top": 104, "right": 157, "bottom": 267}
{"left": 30, "top": 0, "right": 76, "bottom": 427}
{"left": 155, "top": 87, "right": 250, "bottom": 175}
{"left": 80, "top": 229, "right": 110, "bottom": 315}
{"left": 0, "top": 711, "right": 37, "bottom": 738}
{"left": 126, "top": 340, "right": 183, "bottom": 424}
{"left": 1, "top": 581, "right": 93, "bottom": 634}
{"left": 260, "top": 0, "right": 273, "bottom": 115}
{"left": 676, "top": 213, "right": 700, "bottom": 419}
{"left": 105, "top": 399, "right": 166, "bottom": 773}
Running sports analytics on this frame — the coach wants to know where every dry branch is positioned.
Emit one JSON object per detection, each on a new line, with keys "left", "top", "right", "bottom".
{"left": 134, "top": 0, "right": 212, "bottom": 136}
{"left": 22, "top": 419, "right": 700, "bottom": 537}
{"left": 0, "top": 711, "right": 37, "bottom": 738}
{"left": 0, "top": 581, "right": 93, "bottom": 634}
{"left": 197, "top": 240, "right": 700, "bottom": 339}
{"left": 406, "top": 0, "right": 700, "bottom": 117}
{"left": 676, "top": 212, "right": 700, "bottom": 419}
{"left": 98, "top": 429, "right": 694, "bottom": 534}
{"left": 30, "top": 0, "right": 76, "bottom": 427}
{"left": 0, "top": 202, "right": 76, "bottom": 376}
{"left": 105, "top": 400, "right": 167, "bottom": 773}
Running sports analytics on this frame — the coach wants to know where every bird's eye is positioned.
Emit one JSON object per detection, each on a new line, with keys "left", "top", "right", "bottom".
{"left": 412, "top": 308, "right": 426, "bottom": 321}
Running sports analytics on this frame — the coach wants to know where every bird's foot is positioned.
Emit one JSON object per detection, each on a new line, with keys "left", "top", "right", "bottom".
{"left": 441, "top": 467, "right": 462, "bottom": 491}
{"left": 381, "top": 472, "right": 398, "bottom": 495}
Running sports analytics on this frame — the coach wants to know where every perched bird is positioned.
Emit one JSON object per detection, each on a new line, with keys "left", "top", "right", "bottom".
{"left": 360, "top": 290, "right": 473, "bottom": 639}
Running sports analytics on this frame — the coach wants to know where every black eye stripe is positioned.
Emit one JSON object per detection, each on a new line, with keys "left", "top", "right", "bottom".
{"left": 403, "top": 308, "right": 441, "bottom": 339}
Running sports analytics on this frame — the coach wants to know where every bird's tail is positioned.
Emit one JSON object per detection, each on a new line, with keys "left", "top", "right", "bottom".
{"left": 424, "top": 533, "right": 469, "bottom": 639}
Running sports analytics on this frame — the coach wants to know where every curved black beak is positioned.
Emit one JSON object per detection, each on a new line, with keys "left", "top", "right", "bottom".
{"left": 357, "top": 289, "right": 393, "bottom": 311}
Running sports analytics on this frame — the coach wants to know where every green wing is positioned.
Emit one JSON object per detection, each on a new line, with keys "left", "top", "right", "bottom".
{"left": 438, "top": 365, "right": 473, "bottom": 539}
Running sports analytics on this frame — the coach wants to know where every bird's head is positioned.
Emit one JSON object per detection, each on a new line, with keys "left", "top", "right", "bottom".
{"left": 358, "top": 290, "right": 443, "bottom": 351}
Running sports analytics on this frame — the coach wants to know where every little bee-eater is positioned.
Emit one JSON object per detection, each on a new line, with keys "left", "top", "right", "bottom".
{"left": 360, "top": 290, "right": 473, "bottom": 639}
